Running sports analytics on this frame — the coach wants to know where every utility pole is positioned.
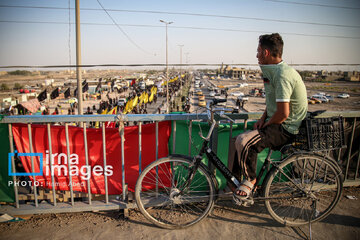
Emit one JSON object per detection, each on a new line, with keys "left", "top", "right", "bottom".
{"left": 75, "top": 0, "right": 83, "bottom": 114}
{"left": 160, "top": 20, "right": 173, "bottom": 113}
{"left": 178, "top": 44, "right": 184, "bottom": 89}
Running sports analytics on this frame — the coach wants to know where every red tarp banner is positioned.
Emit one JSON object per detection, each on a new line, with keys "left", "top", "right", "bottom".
{"left": 12, "top": 122, "right": 171, "bottom": 194}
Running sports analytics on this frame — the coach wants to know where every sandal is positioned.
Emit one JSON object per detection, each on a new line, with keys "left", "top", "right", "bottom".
{"left": 233, "top": 179, "right": 255, "bottom": 200}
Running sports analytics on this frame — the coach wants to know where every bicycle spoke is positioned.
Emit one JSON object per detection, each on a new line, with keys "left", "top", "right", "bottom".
{"left": 135, "top": 157, "right": 215, "bottom": 229}
{"left": 264, "top": 154, "right": 342, "bottom": 226}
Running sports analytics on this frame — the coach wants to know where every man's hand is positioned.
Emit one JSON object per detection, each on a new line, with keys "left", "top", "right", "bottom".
{"left": 254, "top": 118, "right": 265, "bottom": 130}
{"left": 254, "top": 110, "right": 267, "bottom": 130}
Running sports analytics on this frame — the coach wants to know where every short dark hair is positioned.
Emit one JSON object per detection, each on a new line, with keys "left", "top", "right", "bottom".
{"left": 259, "top": 33, "right": 283, "bottom": 58}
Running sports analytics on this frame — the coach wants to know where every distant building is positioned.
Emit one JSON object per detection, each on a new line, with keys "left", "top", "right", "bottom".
{"left": 344, "top": 71, "right": 360, "bottom": 82}
{"left": 218, "top": 63, "right": 248, "bottom": 79}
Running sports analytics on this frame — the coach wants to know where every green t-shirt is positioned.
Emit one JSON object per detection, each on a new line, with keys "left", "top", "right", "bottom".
{"left": 260, "top": 62, "right": 308, "bottom": 134}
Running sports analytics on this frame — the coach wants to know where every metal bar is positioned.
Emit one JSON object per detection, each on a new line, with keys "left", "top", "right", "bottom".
{"left": 155, "top": 122, "right": 159, "bottom": 195}
{"left": 120, "top": 122, "right": 126, "bottom": 201}
{"left": 172, "top": 120, "right": 176, "bottom": 154}
{"left": 355, "top": 118, "right": 360, "bottom": 179}
{"left": 3, "top": 111, "right": 360, "bottom": 124}
{"left": 75, "top": 0, "right": 83, "bottom": 115}
{"left": 244, "top": 119, "right": 248, "bottom": 130}
{"left": 209, "top": 123, "right": 218, "bottom": 174}
{"left": 345, "top": 118, "right": 356, "bottom": 180}
{"left": 188, "top": 120, "right": 192, "bottom": 156}
{"left": 27, "top": 124, "right": 38, "bottom": 207}
{"left": 228, "top": 121, "right": 233, "bottom": 168}
{"left": 82, "top": 122, "right": 91, "bottom": 204}
{"left": 46, "top": 124, "right": 57, "bottom": 206}
{"left": 139, "top": 122, "right": 142, "bottom": 174}
{"left": 64, "top": 123, "right": 74, "bottom": 206}
{"left": 8, "top": 124, "right": 19, "bottom": 208}
{"left": 102, "top": 123, "right": 109, "bottom": 204}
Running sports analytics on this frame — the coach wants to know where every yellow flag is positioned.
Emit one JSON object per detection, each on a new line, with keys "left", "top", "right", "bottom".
{"left": 151, "top": 86, "right": 157, "bottom": 95}
{"left": 169, "top": 76, "right": 178, "bottom": 83}
{"left": 124, "top": 99, "right": 132, "bottom": 114}
{"left": 144, "top": 93, "right": 149, "bottom": 104}
{"left": 101, "top": 109, "right": 108, "bottom": 115}
{"left": 139, "top": 92, "right": 145, "bottom": 105}
{"left": 108, "top": 106, "right": 117, "bottom": 115}
{"left": 132, "top": 95, "right": 138, "bottom": 107}
{"left": 149, "top": 92, "right": 154, "bottom": 103}
{"left": 128, "top": 98, "right": 134, "bottom": 112}
{"left": 161, "top": 80, "right": 168, "bottom": 86}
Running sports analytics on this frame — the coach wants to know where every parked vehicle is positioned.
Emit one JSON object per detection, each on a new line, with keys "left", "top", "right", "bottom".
{"left": 312, "top": 95, "right": 329, "bottom": 103}
{"left": 337, "top": 93, "right": 350, "bottom": 99}
{"left": 325, "top": 95, "right": 334, "bottom": 101}
{"left": 198, "top": 100, "right": 206, "bottom": 107}
{"left": 238, "top": 96, "right": 249, "bottom": 101}
{"left": 117, "top": 98, "right": 127, "bottom": 106}
{"left": 310, "top": 97, "right": 322, "bottom": 104}
{"left": 230, "top": 92, "right": 244, "bottom": 97}
{"left": 209, "top": 91, "right": 215, "bottom": 97}
{"left": 139, "top": 81, "right": 146, "bottom": 90}
{"left": 308, "top": 98, "right": 316, "bottom": 104}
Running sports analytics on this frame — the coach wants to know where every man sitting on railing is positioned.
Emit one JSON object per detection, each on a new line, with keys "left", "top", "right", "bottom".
{"left": 234, "top": 33, "right": 308, "bottom": 200}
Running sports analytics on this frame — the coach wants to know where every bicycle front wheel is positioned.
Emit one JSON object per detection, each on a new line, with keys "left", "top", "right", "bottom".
{"left": 135, "top": 156, "right": 216, "bottom": 229}
{"left": 263, "top": 153, "right": 343, "bottom": 226}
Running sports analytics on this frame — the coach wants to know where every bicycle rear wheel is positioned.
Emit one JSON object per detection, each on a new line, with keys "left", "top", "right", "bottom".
{"left": 263, "top": 153, "right": 342, "bottom": 226}
{"left": 135, "top": 156, "right": 216, "bottom": 229}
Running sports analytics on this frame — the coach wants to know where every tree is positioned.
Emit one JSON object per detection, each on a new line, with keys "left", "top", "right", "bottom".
{"left": 0, "top": 83, "right": 9, "bottom": 90}
{"left": 8, "top": 70, "right": 32, "bottom": 76}
{"left": 14, "top": 83, "right": 23, "bottom": 90}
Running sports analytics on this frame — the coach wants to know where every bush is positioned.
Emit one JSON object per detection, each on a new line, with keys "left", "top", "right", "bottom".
{"left": 14, "top": 83, "right": 23, "bottom": 90}
{"left": 8, "top": 70, "right": 32, "bottom": 76}
{"left": 0, "top": 83, "right": 10, "bottom": 90}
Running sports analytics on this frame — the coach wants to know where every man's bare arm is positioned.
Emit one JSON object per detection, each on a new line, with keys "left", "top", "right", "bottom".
{"left": 262, "top": 102, "right": 289, "bottom": 128}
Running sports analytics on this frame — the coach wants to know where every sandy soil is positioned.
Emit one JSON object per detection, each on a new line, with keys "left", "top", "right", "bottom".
{"left": 1, "top": 77, "right": 359, "bottom": 240}
{"left": 1, "top": 187, "right": 359, "bottom": 240}
{"left": 220, "top": 79, "right": 360, "bottom": 112}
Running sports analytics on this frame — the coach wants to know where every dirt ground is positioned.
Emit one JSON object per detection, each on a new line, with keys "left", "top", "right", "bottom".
{"left": 1, "top": 77, "right": 359, "bottom": 240}
{"left": 0, "top": 187, "right": 359, "bottom": 240}
{"left": 230, "top": 80, "right": 360, "bottom": 113}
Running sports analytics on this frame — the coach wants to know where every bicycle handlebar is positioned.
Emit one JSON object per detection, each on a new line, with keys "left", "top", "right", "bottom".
{"left": 199, "top": 99, "right": 235, "bottom": 141}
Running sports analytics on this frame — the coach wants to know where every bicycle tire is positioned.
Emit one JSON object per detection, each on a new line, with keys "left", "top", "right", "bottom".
{"left": 263, "top": 153, "right": 343, "bottom": 226}
{"left": 135, "top": 156, "right": 216, "bottom": 229}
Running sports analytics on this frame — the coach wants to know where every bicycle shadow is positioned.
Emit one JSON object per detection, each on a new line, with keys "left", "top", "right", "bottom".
{"left": 208, "top": 199, "right": 360, "bottom": 239}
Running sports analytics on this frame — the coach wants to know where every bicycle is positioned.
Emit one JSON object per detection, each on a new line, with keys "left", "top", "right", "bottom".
{"left": 135, "top": 99, "right": 344, "bottom": 229}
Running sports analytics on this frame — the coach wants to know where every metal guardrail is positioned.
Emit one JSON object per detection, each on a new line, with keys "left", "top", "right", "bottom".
{"left": 0, "top": 111, "right": 359, "bottom": 215}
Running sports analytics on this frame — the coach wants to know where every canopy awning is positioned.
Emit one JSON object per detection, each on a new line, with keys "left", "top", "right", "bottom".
{"left": 19, "top": 99, "right": 41, "bottom": 113}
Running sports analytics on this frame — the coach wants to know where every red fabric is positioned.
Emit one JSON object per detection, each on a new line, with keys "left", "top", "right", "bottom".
{"left": 12, "top": 122, "right": 171, "bottom": 194}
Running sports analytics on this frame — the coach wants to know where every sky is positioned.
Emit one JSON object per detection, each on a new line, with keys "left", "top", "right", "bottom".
{"left": 0, "top": 0, "right": 360, "bottom": 71}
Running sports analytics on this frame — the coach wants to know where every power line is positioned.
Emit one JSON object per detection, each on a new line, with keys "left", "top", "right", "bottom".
{"left": 1, "top": 63, "right": 359, "bottom": 69}
{"left": 0, "top": 5, "right": 359, "bottom": 29}
{"left": 95, "top": 0, "right": 155, "bottom": 56}
{"left": 1, "top": 20, "right": 359, "bottom": 40}
{"left": 264, "top": 0, "right": 360, "bottom": 10}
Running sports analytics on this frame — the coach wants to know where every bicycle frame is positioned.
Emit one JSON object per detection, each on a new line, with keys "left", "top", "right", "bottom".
{"left": 189, "top": 138, "right": 298, "bottom": 198}
{"left": 194, "top": 139, "right": 242, "bottom": 189}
